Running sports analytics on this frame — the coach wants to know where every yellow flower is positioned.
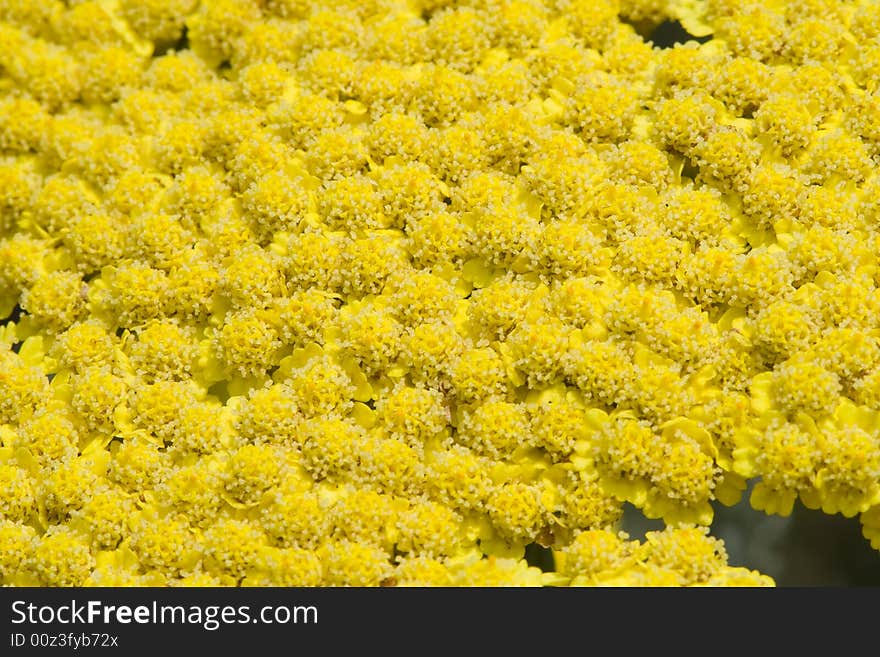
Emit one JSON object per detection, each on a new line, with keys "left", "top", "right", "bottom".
{"left": 539, "top": 219, "right": 609, "bottom": 277}
{"left": 449, "top": 347, "right": 510, "bottom": 403}
{"left": 652, "top": 90, "right": 725, "bottom": 153}
{"left": 603, "top": 140, "right": 674, "bottom": 190}
{"left": 230, "top": 383, "right": 300, "bottom": 447}
{"left": 692, "top": 126, "right": 760, "bottom": 193}
{"left": 28, "top": 526, "right": 95, "bottom": 587}
{"left": 210, "top": 308, "right": 283, "bottom": 379}
{"left": 165, "top": 400, "right": 237, "bottom": 456}
{"left": 0, "top": 93, "right": 48, "bottom": 153}
{"left": 107, "top": 437, "right": 172, "bottom": 493}
{"left": 402, "top": 320, "right": 464, "bottom": 385}
{"left": 4, "top": 36, "right": 82, "bottom": 110}
{"left": 0, "top": 520, "right": 38, "bottom": 586}
{"left": 0, "top": 160, "right": 41, "bottom": 231}
{"left": 733, "top": 412, "right": 819, "bottom": 516}
{"left": 299, "top": 417, "right": 366, "bottom": 482}
{"left": 556, "top": 529, "right": 637, "bottom": 584}
{"left": 335, "top": 299, "right": 403, "bottom": 378}
{"left": 284, "top": 347, "right": 357, "bottom": 417}
{"left": 244, "top": 546, "right": 323, "bottom": 587}
{"left": 396, "top": 500, "right": 463, "bottom": 558}
{"left": 613, "top": 230, "right": 688, "bottom": 286}
{"left": 0, "top": 463, "right": 37, "bottom": 524}
{"left": 422, "top": 445, "right": 494, "bottom": 512}
{"left": 527, "top": 386, "right": 598, "bottom": 460}
{"left": 749, "top": 299, "right": 821, "bottom": 362}
{"left": 386, "top": 269, "right": 458, "bottom": 326}
{"left": 711, "top": 56, "right": 772, "bottom": 116}
{"left": 359, "top": 13, "right": 426, "bottom": 66}
{"left": 751, "top": 353, "right": 842, "bottom": 416}
{"left": 129, "top": 379, "right": 201, "bottom": 442}
{"left": 40, "top": 453, "right": 109, "bottom": 523}
{"left": 185, "top": 0, "right": 261, "bottom": 66}
{"left": 0, "top": 234, "right": 50, "bottom": 292}
{"left": 227, "top": 132, "right": 295, "bottom": 192}
{"left": 261, "top": 489, "right": 326, "bottom": 550}
{"left": 556, "top": 470, "right": 623, "bottom": 534}
{"left": 366, "top": 111, "right": 429, "bottom": 165}
{"left": 447, "top": 552, "right": 546, "bottom": 586}
{"left": 165, "top": 252, "right": 221, "bottom": 324}
{"left": 202, "top": 518, "right": 267, "bottom": 580}
{"left": 324, "top": 487, "right": 400, "bottom": 552}
{"left": 237, "top": 60, "right": 291, "bottom": 107}
{"left": 376, "top": 384, "right": 449, "bottom": 449}
{"left": 805, "top": 129, "right": 874, "bottom": 185}
{"left": 15, "top": 404, "right": 80, "bottom": 469}
{"left": 126, "top": 320, "right": 198, "bottom": 382}
{"left": 811, "top": 402, "right": 880, "bottom": 517}
{"left": 785, "top": 17, "right": 852, "bottom": 64}
{"left": 755, "top": 95, "right": 816, "bottom": 156}
{"left": 305, "top": 124, "right": 370, "bottom": 181}
{"left": 457, "top": 398, "right": 532, "bottom": 460}
{"left": 69, "top": 487, "right": 136, "bottom": 550}
{"left": 502, "top": 318, "right": 573, "bottom": 386}
{"left": 425, "top": 6, "right": 494, "bottom": 73}
{"left": 318, "top": 174, "right": 386, "bottom": 232}
{"left": 155, "top": 458, "right": 225, "bottom": 527}
{"left": 703, "top": 566, "right": 775, "bottom": 587}
{"left": 90, "top": 260, "right": 169, "bottom": 328}
{"left": 301, "top": 9, "right": 363, "bottom": 54}
{"left": 412, "top": 64, "right": 481, "bottom": 127}
{"left": 0, "top": 353, "right": 51, "bottom": 424}
{"left": 285, "top": 231, "right": 344, "bottom": 291}
{"left": 570, "top": 71, "right": 640, "bottom": 143}
{"left": 319, "top": 539, "right": 393, "bottom": 587}
{"left": 232, "top": 18, "right": 301, "bottom": 68}
{"left": 714, "top": 4, "right": 786, "bottom": 62}
{"left": 354, "top": 433, "right": 422, "bottom": 495}
{"left": 341, "top": 230, "right": 410, "bottom": 297}
{"left": 563, "top": 0, "right": 620, "bottom": 49}
{"left": 485, "top": 480, "right": 549, "bottom": 549}
{"left": 467, "top": 275, "right": 540, "bottom": 340}
{"left": 563, "top": 337, "right": 633, "bottom": 405}
{"left": 161, "top": 165, "right": 227, "bottom": 226}
{"left": 269, "top": 93, "right": 343, "bottom": 149}
{"left": 129, "top": 511, "right": 201, "bottom": 576}
{"left": 392, "top": 556, "right": 455, "bottom": 587}
{"left": 20, "top": 270, "right": 87, "bottom": 334}
{"left": 640, "top": 526, "right": 727, "bottom": 586}
{"left": 80, "top": 45, "right": 145, "bottom": 106}
{"left": 222, "top": 444, "right": 285, "bottom": 507}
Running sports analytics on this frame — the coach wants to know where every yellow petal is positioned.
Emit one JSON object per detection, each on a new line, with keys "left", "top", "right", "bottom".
{"left": 715, "top": 472, "right": 747, "bottom": 507}
{"left": 461, "top": 258, "right": 496, "bottom": 289}
{"left": 350, "top": 402, "right": 376, "bottom": 429}
{"left": 749, "top": 372, "right": 775, "bottom": 414}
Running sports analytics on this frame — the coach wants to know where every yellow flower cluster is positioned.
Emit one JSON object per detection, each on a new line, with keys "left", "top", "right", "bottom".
{"left": 555, "top": 526, "right": 773, "bottom": 586}
{"left": 1, "top": 0, "right": 879, "bottom": 587}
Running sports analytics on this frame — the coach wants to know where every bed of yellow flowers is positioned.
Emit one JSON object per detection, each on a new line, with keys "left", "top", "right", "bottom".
{"left": 1, "top": 0, "right": 879, "bottom": 587}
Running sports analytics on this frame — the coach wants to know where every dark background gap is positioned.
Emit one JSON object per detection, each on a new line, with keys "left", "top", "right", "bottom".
{"left": 646, "top": 19, "right": 712, "bottom": 49}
